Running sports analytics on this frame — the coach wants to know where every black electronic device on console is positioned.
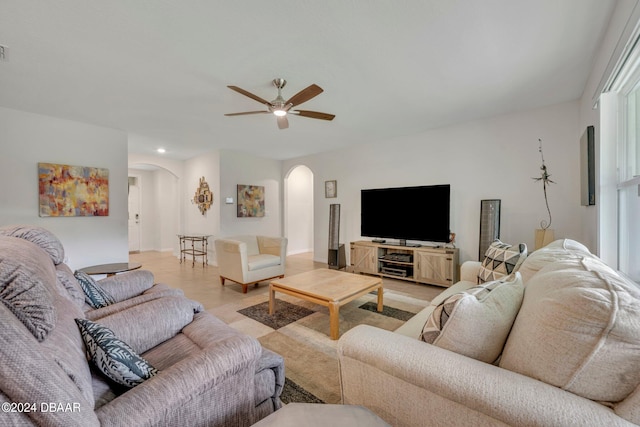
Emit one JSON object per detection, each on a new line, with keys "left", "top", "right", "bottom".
{"left": 380, "top": 253, "right": 413, "bottom": 263}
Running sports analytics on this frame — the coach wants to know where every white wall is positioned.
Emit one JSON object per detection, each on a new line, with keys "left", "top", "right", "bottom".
{"left": 219, "top": 150, "right": 283, "bottom": 238}
{"left": 0, "top": 107, "right": 129, "bottom": 270}
{"left": 182, "top": 151, "right": 221, "bottom": 261}
{"left": 284, "top": 101, "right": 581, "bottom": 265}
{"left": 285, "top": 165, "right": 314, "bottom": 255}
{"left": 155, "top": 169, "right": 179, "bottom": 251}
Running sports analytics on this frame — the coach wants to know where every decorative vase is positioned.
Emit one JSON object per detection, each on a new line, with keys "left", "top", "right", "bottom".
{"left": 535, "top": 228, "right": 555, "bottom": 250}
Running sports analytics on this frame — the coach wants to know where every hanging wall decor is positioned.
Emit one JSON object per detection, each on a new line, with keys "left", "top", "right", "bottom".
{"left": 325, "top": 180, "right": 337, "bottom": 198}
{"left": 237, "top": 184, "right": 265, "bottom": 217}
{"left": 194, "top": 176, "right": 213, "bottom": 215}
{"left": 38, "top": 162, "right": 109, "bottom": 217}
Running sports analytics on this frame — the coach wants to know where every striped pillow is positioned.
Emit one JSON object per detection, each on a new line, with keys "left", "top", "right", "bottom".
{"left": 74, "top": 270, "right": 116, "bottom": 308}
{"left": 75, "top": 318, "right": 158, "bottom": 387}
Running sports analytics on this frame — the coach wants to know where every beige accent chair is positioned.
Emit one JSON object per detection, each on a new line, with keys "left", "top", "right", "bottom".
{"left": 215, "top": 235, "right": 287, "bottom": 293}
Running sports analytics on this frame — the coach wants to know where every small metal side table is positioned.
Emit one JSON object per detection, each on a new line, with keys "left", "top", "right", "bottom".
{"left": 178, "top": 234, "right": 211, "bottom": 267}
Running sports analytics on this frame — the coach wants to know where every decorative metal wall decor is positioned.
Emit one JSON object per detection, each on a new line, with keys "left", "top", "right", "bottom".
{"left": 38, "top": 162, "right": 109, "bottom": 217}
{"left": 194, "top": 176, "right": 213, "bottom": 215}
{"left": 237, "top": 184, "right": 265, "bottom": 217}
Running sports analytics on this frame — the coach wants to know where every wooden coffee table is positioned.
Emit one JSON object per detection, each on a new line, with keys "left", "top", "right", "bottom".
{"left": 269, "top": 269, "right": 383, "bottom": 340}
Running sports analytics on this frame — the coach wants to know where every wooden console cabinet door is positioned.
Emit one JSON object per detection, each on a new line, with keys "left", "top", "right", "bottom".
{"left": 351, "top": 244, "right": 378, "bottom": 274}
{"left": 415, "top": 251, "right": 454, "bottom": 287}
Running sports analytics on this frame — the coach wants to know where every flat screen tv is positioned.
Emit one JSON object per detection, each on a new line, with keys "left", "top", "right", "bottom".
{"left": 361, "top": 184, "right": 451, "bottom": 244}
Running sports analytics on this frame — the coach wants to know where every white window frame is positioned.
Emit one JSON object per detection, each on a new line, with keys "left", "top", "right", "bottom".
{"left": 609, "top": 43, "right": 640, "bottom": 282}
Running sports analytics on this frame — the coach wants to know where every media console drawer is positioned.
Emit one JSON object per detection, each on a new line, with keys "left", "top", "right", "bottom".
{"left": 350, "top": 241, "right": 458, "bottom": 288}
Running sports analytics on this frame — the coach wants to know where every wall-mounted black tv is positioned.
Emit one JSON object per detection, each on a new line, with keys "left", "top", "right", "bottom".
{"left": 361, "top": 184, "right": 451, "bottom": 244}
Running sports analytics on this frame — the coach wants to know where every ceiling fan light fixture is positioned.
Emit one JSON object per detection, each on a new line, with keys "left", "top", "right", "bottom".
{"left": 226, "top": 79, "right": 334, "bottom": 130}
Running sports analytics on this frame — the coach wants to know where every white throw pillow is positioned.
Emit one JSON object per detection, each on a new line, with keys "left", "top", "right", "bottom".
{"left": 500, "top": 256, "right": 640, "bottom": 403}
{"left": 420, "top": 273, "right": 524, "bottom": 363}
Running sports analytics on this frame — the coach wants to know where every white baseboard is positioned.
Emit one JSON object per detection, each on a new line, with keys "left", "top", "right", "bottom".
{"left": 287, "top": 248, "right": 313, "bottom": 256}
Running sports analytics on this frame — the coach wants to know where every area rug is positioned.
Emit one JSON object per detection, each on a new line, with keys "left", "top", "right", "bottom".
{"left": 208, "top": 289, "right": 429, "bottom": 404}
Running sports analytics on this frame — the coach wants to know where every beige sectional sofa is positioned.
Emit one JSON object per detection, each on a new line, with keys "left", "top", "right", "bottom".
{"left": 338, "top": 239, "right": 640, "bottom": 426}
{"left": 0, "top": 225, "right": 284, "bottom": 426}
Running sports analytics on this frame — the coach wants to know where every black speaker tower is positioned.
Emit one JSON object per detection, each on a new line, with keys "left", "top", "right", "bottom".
{"left": 328, "top": 204, "right": 346, "bottom": 269}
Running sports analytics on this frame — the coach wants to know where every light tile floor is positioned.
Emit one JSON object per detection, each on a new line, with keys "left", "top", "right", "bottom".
{"left": 129, "top": 251, "right": 444, "bottom": 311}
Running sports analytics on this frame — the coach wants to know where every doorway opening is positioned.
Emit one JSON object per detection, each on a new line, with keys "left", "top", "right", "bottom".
{"left": 128, "top": 164, "right": 180, "bottom": 254}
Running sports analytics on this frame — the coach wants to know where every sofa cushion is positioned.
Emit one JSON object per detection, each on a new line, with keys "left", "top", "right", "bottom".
{"left": 76, "top": 318, "right": 159, "bottom": 387}
{"left": 247, "top": 254, "right": 281, "bottom": 271}
{"left": 56, "top": 264, "right": 87, "bottom": 309}
{"left": 517, "top": 238, "right": 592, "bottom": 283}
{"left": 75, "top": 270, "right": 116, "bottom": 308}
{"left": 421, "top": 273, "right": 524, "bottom": 363}
{"left": 477, "top": 240, "right": 527, "bottom": 284}
{"left": 0, "top": 224, "right": 65, "bottom": 265}
{"left": 0, "top": 236, "right": 56, "bottom": 341}
{"left": 95, "top": 295, "right": 197, "bottom": 354}
{"left": 500, "top": 256, "right": 640, "bottom": 403}
{"left": 42, "top": 289, "right": 96, "bottom": 407}
{"left": 615, "top": 382, "right": 640, "bottom": 424}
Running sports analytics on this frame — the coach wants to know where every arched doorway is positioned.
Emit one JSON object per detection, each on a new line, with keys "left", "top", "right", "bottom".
{"left": 284, "top": 165, "right": 314, "bottom": 256}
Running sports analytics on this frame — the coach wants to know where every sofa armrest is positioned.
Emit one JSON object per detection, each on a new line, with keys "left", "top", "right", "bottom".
{"left": 94, "top": 296, "right": 199, "bottom": 354}
{"left": 96, "top": 332, "right": 262, "bottom": 427}
{"left": 460, "top": 260, "right": 481, "bottom": 283}
{"left": 256, "top": 348, "right": 285, "bottom": 409}
{"left": 215, "top": 239, "right": 249, "bottom": 282}
{"left": 97, "top": 270, "right": 155, "bottom": 301}
{"left": 84, "top": 288, "right": 189, "bottom": 321}
{"left": 338, "top": 325, "right": 632, "bottom": 427}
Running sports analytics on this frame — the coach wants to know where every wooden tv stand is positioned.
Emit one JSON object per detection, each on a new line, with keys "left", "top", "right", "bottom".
{"left": 350, "top": 241, "right": 459, "bottom": 288}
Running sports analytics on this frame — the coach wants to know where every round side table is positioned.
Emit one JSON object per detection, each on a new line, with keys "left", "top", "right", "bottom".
{"left": 78, "top": 262, "right": 142, "bottom": 277}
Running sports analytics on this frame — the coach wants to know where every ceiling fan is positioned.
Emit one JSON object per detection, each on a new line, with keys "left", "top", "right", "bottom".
{"left": 225, "top": 78, "right": 335, "bottom": 129}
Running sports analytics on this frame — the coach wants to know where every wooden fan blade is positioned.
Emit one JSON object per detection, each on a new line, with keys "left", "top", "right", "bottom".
{"left": 292, "top": 110, "right": 335, "bottom": 121}
{"left": 277, "top": 115, "right": 289, "bottom": 130}
{"left": 224, "top": 111, "right": 270, "bottom": 116}
{"left": 285, "top": 84, "right": 323, "bottom": 107}
{"left": 227, "top": 86, "right": 271, "bottom": 106}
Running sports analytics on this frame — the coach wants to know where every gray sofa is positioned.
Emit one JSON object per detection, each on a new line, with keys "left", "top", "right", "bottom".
{"left": 0, "top": 225, "right": 284, "bottom": 426}
{"left": 338, "top": 239, "right": 640, "bottom": 426}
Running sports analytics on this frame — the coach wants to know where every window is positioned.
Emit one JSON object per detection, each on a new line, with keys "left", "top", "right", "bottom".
{"left": 612, "top": 46, "right": 640, "bottom": 282}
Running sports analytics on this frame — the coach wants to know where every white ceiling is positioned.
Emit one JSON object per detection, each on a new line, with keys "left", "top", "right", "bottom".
{"left": 0, "top": 1, "right": 616, "bottom": 160}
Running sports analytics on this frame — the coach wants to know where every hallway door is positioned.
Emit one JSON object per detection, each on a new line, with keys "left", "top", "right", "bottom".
{"left": 128, "top": 177, "right": 141, "bottom": 253}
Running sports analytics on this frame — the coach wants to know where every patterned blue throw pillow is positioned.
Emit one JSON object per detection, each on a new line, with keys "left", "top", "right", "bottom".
{"left": 74, "top": 270, "right": 116, "bottom": 308}
{"left": 75, "top": 318, "right": 158, "bottom": 387}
